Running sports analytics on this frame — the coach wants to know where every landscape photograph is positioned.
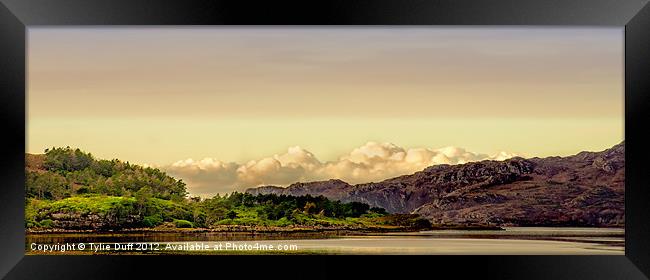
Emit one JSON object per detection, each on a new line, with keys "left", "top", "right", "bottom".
{"left": 26, "top": 27, "right": 624, "bottom": 254}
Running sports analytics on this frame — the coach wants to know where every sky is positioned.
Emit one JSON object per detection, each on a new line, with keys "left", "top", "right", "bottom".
{"left": 27, "top": 27, "right": 624, "bottom": 196}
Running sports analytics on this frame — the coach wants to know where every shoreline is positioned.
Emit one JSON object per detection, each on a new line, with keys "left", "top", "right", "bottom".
{"left": 26, "top": 224, "right": 507, "bottom": 235}
{"left": 26, "top": 225, "right": 627, "bottom": 235}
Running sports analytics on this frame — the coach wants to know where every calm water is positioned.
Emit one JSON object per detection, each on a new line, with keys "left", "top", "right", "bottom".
{"left": 26, "top": 227, "right": 624, "bottom": 255}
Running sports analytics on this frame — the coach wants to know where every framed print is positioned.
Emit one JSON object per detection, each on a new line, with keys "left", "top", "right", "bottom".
{"left": 1, "top": 0, "right": 649, "bottom": 279}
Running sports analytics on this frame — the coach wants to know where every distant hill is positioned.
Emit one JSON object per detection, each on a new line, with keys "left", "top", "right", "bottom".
{"left": 247, "top": 142, "right": 625, "bottom": 227}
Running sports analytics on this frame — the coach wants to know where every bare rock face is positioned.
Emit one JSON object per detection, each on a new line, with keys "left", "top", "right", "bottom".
{"left": 246, "top": 179, "right": 353, "bottom": 200}
{"left": 247, "top": 142, "right": 625, "bottom": 227}
{"left": 47, "top": 213, "right": 141, "bottom": 230}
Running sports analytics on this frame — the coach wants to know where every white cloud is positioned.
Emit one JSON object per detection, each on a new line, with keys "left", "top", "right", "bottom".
{"left": 236, "top": 157, "right": 307, "bottom": 187}
{"left": 163, "top": 142, "right": 518, "bottom": 196}
{"left": 165, "top": 158, "right": 240, "bottom": 196}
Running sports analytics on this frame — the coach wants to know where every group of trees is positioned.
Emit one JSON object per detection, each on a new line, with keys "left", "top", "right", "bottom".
{"left": 201, "top": 192, "right": 387, "bottom": 220}
{"left": 26, "top": 147, "right": 187, "bottom": 201}
{"left": 195, "top": 192, "right": 387, "bottom": 228}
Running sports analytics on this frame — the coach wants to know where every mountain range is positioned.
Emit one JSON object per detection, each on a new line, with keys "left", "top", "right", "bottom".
{"left": 247, "top": 142, "right": 625, "bottom": 227}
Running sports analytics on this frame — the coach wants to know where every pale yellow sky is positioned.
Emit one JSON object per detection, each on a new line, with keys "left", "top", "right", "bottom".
{"left": 27, "top": 27, "right": 623, "bottom": 194}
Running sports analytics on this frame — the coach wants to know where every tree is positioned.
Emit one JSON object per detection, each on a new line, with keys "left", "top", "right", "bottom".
{"left": 91, "top": 159, "right": 115, "bottom": 177}
{"left": 25, "top": 171, "right": 69, "bottom": 199}
{"left": 346, "top": 202, "right": 370, "bottom": 217}
{"left": 226, "top": 210, "right": 237, "bottom": 219}
{"left": 135, "top": 186, "right": 153, "bottom": 215}
{"left": 303, "top": 202, "right": 317, "bottom": 214}
{"left": 43, "top": 147, "right": 94, "bottom": 172}
{"left": 370, "top": 207, "right": 388, "bottom": 215}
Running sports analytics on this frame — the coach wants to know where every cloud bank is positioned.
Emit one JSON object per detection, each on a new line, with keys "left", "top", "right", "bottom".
{"left": 163, "top": 142, "right": 518, "bottom": 196}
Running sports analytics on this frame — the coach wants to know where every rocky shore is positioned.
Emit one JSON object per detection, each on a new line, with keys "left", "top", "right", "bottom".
{"left": 26, "top": 223, "right": 503, "bottom": 234}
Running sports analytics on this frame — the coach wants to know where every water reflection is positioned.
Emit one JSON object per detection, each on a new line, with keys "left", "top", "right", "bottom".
{"left": 26, "top": 227, "right": 624, "bottom": 255}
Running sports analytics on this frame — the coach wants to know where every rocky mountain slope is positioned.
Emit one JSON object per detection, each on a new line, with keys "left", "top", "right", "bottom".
{"left": 247, "top": 142, "right": 625, "bottom": 227}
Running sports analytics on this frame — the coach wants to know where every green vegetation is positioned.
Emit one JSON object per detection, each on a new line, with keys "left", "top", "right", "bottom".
{"left": 25, "top": 147, "right": 431, "bottom": 231}
{"left": 173, "top": 219, "right": 194, "bottom": 228}
{"left": 25, "top": 192, "right": 409, "bottom": 230}
{"left": 27, "top": 147, "right": 187, "bottom": 200}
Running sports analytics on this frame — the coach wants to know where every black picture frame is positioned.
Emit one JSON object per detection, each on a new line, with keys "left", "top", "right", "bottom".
{"left": 1, "top": 0, "right": 649, "bottom": 279}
